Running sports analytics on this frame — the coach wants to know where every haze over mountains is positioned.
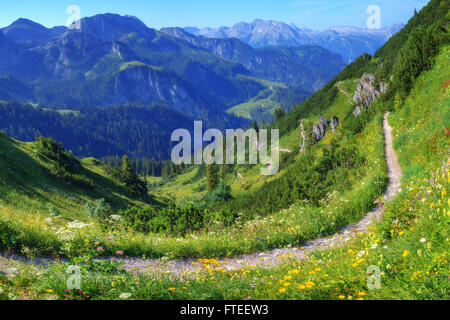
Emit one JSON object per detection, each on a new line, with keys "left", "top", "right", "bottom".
{"left": 185, "top": 20, "right": 404, "bottom": 63}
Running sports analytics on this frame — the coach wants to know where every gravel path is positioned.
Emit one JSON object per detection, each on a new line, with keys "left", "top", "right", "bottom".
{"left": 1, "top": 113, "right": 402, "bottom": 277}
{"left": 337, "top": 82, "right": 354, "bottom": 105}
{"left": 113, "top": 113, "right": 402, "bottom": 275}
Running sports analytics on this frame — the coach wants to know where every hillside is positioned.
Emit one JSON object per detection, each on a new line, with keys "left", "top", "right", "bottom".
{"left": 0, "top": 102, "right": 249, "bottom": 160}
{"left": 0, "top": 0, "right": 448, "bottom": 301}
{"left": 0, "top": 133, "right": 152, "bottom": 218}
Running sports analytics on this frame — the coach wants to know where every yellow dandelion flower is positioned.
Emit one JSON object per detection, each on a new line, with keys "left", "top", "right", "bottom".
{"left": 338, "top": 295, "right": 346, "bottom": 299}
{"left": 279, "top": 288, "right": 287, "bottom": 293}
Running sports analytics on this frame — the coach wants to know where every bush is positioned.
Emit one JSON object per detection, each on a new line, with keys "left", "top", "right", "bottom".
{"left": 85, "top": 198, "right": 113, "bottom": 221}
{"left": 106, "top": 156, "right": 148, "bottom": 195}
{"left": 121, "top": 202, "right": 208, "bottom": 236}
{"left": 36, "top": 136, "right": 93, "bottom": 188}
{"left": 205, "top": 180, "right": 233, "bottom": 204}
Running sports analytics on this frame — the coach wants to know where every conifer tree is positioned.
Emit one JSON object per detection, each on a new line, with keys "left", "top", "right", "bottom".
{"left": 206, "top": 164, "right": 218, "bottom": 192}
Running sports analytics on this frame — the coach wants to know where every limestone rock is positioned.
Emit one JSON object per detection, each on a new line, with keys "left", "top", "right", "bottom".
{"left": 312, "top": 116, "right": 328, "bottom": 142}
{"left": 352, "top": 73, "right": 381, "bottom": 116}
{"left": 330, "top": 117, "right": 339, "bottom": 132}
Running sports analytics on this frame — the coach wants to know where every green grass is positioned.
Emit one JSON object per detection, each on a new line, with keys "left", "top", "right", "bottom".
{"left": 1, "top": 45, "right": 447, "bottom": 301}
{"left": 227, "top": 75, "right": 290, "bottom": 121}
{"left": 0, "top": 106, "right": 387, "bottom": 260}
{"left": 2, "top": 44, "right": 445, "bottom": 301}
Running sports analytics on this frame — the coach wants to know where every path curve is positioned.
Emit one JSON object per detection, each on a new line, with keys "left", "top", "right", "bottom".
{"left": 114, "top": 113, "right": 402, "bottom": 275}
{"left": 337, "top": 82, "right": 354, "bottom": 105}
{"left": 1, "top": 114, "right": 402, "bottom": 276}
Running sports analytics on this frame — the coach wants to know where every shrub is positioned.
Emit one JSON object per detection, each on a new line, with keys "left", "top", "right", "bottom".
{"left": 205, "top": 180, "right": 233, "bottom": 204}
{"left": 84, "top": 198, "right": 113, "bottom": 221}
{"left": 121, "top": 202, "right": 208, "bottom": 236}
{"left": 36, "top": 136, "right": 93, "bottom": 188}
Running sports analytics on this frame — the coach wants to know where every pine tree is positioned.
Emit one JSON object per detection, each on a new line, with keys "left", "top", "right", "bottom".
{"left": 121, "top": 155, "right": 148, "bottom": 195}
{"left": 274, "top": 107, "right": 286, "bottom": 122}
{"left": 206, "top": 164, "right": 218, "bottom": 192}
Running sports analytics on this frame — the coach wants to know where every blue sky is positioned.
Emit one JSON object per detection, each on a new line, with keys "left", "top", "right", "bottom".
{"left": 0, "top": 0, "right": 429, "bottom": 30}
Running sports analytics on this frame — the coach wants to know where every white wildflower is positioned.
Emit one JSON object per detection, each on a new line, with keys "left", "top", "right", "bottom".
{"left": 67, "top": 220, "right": 89, "bottom": 229}
{"left": 119, "top": 293, "right": 132, "bottom": 299}
{"left": 109, "top": 215, "right": 122, "bottom": 222}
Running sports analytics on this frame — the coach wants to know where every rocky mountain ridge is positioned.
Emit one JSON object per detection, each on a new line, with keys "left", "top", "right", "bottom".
{"left": 185, "top": 20, "right": 404, "bottom": 63}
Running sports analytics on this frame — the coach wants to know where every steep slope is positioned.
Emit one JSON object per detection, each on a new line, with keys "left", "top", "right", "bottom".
{"left": 0, "top": 76, "right": 34, "bottom": 102}
{"left": 0, "top": 102, "right": 248, "bottom": 160}
{"left": 0, "top": 133, "right": 151, "bottom": 221}
{"left": 161, "top": 27, "right": 345, "bottom": 91}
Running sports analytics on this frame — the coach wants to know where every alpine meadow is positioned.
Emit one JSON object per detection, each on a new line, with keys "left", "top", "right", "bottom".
{"left": 0, "top": 0, "right": 448, "bottom": 308}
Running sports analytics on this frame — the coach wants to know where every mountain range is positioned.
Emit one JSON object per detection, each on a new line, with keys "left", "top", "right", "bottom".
{"left": 185, "top": 20, "right": 404, "bottom": 63}
{"left": 0, "top": 13, "right": 402, "bottom": 159}
{"left": 0, "top": 14, "right": 346, "bottom": 120}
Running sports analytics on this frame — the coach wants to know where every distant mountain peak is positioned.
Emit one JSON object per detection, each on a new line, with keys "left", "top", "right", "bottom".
{"left": 72, "top": 13, "right": 151, "bottom": 42}
{"left": 2, "top": 18, "right": 65, "bottom": 43}
{"left": 185, "top": 20, "right": 405, "bottom": 63}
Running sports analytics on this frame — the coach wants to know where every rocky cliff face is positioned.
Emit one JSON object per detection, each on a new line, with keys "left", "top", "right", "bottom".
{"left": 310, "top": 116, "right": 340, "bottom": 142}
{"left": 111, "top": 64, "right": 198, "bottom": 114}
{"left": 352, "top": 73, "right": 388, "bottom": 117}
{"left": 161, "top": 27, "right": 346, "bottom": 91}
{"left": 312, "top": 116, "right": 329, "bottom": 142}
{"left": 330, "top": 116, "right": 340, "bottom": 132}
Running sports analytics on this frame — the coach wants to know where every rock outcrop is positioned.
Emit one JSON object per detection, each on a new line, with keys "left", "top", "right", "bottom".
{"left": 330, "top": 117, "right": 339, "bottom": 132}
{"left": 310, "top": 116, "right": 340, "bottom": 142}
{"left": 312, "top": 116, "right": 329, "bottom": 142}
{"left": 299, "top": 120, "right": 306, "bottom": 153}
{"left": 352, "top": 73, "right": 387, "bottom": 117}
